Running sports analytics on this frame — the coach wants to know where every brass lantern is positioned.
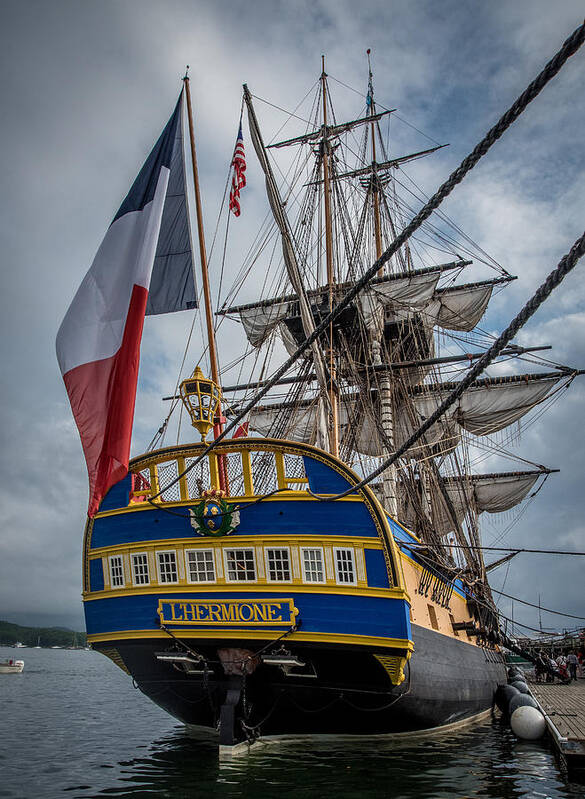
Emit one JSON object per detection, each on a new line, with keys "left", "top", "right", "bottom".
{"left": 179, "top": 366, "right": 222, "bottom": 440}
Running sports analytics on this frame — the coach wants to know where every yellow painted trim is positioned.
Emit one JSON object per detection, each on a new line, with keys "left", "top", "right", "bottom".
{"left": 275, "top": 451, "right": 286, "bottom": 490}
{"left": 149, "top": 465, "right": 160, "bottom": 496}
{"left": 177, "top": 456, "right": 189, "bottom": 502}
{"left": 89, "top": 534, "right": 385, "bottom": 555}
{"left": 241, "top": 449, "right": 253, "bottom": 496}
{"left": 87, "top": 628, "right": 414, "bottom": 651}
{"left": 208, "top": 452, "right": 220, "bottom": 490}
{"left": 94, "top": 491, "right": 365, "bottom": 519}
{"left": 83, "top": 583, "right": 410, "bottom": 601}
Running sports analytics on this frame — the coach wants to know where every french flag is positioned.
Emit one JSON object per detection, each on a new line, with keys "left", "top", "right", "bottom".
{"left": 56, "top": 91, "right": 197, "bottom": 517}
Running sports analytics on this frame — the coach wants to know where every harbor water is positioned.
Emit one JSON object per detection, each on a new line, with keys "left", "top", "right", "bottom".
{"left": 1, "top": 646, "right": 583, "bottom": 798}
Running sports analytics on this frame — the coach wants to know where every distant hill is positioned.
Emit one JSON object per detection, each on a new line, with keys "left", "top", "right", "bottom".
{"left": 0, "top": 620, "right": 87, "bottom": 648}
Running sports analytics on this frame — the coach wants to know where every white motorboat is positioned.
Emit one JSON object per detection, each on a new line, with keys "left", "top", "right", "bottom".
{"left": 0, "top": 659, "right": 24, "bottom": 674}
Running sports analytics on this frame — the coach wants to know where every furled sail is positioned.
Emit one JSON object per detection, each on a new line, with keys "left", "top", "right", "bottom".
{"left": 229, "top": 271, "right": 504, "bottom": 353}
{"left": 244, "top": 86, "right": 332, "bottom": 448}
{"left": 238, "top": 302, "right": 290, "bottom": 347}
{"left": 247, "top": 372, "right": 563, "bottom": 458}
{"left": 432, "top": 471, "right": 545, "bottom": 535}
{"left": 430, "top": 282, "right": 495, "bottom": 332}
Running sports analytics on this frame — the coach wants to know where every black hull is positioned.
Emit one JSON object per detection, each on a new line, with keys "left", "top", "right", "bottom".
{"left": 98, "top": 624, "right": 506, "bottom": 743}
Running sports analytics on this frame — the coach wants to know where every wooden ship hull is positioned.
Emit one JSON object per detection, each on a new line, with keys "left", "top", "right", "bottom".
{"left": 83, "top": 438, "right": 506, "bottom": 746}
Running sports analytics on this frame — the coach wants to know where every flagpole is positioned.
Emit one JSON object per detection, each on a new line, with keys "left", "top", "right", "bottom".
{"left": 183, "top": 73, "right": 221, "bottom": 392}
{"left": 183, "top": 72, "right": 228, "bottom": 490}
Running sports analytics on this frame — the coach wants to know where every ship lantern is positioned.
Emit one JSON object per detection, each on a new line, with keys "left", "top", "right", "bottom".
{"left": 179, "top": 366, "right": 222, "bottom": 440}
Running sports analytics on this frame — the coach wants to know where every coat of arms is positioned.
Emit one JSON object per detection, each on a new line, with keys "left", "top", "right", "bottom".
{"left": 189, "top": 489, "right": 240, "bottom": 537}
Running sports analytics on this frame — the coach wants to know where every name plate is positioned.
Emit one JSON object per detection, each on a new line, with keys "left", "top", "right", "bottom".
{"left": 158, "top": 598, "right": 298, "bottom": 626}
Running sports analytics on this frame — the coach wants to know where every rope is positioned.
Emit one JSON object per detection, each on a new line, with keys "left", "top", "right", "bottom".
{"left": 148, "top": 19, "right": 585, "bottom": 502}
{"left": 490, "top": 588, "right": 585, "bottom": 620}
{"left": 401, "top": 543, "right": 585, "bottom": 557}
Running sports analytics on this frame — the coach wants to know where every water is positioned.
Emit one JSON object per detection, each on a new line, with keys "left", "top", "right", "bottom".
{"left": 1, "top": 646, "right": 583, "bottom": 798}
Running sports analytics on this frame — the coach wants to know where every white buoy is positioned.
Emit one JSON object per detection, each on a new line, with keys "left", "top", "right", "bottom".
{"left": 510, "top": 705, "right": 546, "bottom": 740}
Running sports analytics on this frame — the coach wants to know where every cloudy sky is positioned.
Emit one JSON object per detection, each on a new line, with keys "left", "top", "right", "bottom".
{"left": 1, "top": 0, "right": 584, "bottom": 636}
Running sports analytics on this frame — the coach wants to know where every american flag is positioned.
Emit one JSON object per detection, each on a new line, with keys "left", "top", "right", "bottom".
{"left": 229, "top": 125, "right": 246, "bottom": 217}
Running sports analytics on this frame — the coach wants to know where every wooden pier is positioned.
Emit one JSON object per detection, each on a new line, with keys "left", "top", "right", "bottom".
{"left": 530, "top": 679, "right": 585, "bottom": 771}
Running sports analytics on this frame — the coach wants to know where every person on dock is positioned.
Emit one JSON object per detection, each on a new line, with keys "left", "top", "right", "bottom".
{"left": 547, "top": 655, "right": 558, "bottom": 682}
{"left": 535, "top": 651, "right": 547, "bottom": 683}
{"left": 567, "top": 651, "right": 578, "bottom": 681}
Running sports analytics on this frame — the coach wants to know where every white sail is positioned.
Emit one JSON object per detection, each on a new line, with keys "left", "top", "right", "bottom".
{"left": 430, "top": 471, "right": 543, "bottom": 535}
{"left": 432, "top": 283, "right": 494, "bottom": 332}
{"left": 247, "top": 374, "right": 561, "bottom": 459}
{"left": 239, "top": 302, "right": 290, "bottom": 347}
{"left": 249, "top": 402, "right": 324, "bottom": 445}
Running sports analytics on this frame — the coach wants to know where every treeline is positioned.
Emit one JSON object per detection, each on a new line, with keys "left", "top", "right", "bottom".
{"left": 0, "top": 620, "right": 87, "bottom": 648}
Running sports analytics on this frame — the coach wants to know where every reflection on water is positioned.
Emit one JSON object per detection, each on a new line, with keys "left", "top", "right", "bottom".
{"left": 73, "top": 722, "right": 583, "bottom": 799}
{"left": 0, "top": 646, "right": 583, "bottom": 798}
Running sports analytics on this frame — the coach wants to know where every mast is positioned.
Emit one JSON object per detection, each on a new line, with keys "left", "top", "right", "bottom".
{"left": 183, "top": 73, "right": 227, "bottom": 488}
{"left": 321, "top": 56, "right": 340, "bottom": 458}
{"left": 366, "top": 51, "right": 398, "bottom": 516}
{"left": 183, "top": 75, "right": 221, "bottom": 392}
{"left": 366, "top": 50, "right": 384, "bottom": 273}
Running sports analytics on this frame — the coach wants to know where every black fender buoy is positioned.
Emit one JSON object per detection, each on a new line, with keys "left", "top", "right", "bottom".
{"left": 507, "top": 667, "right": 523, "bottom": 680}
{"left": 510, "top": 680, "right": 530, "bottom": 694}
{"left": 509, "top": 693, "right": 538, "bottom": 714}
{"left": 495, "top": 683, "right": 519, "bottom": 714}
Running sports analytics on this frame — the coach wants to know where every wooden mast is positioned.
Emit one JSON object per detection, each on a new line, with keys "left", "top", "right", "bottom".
{"left": 367, "top": 51, "right": 384, "bottom": 271}
{"left": 321, "top": 56, "right": 340, "bottom": 458}
{"left": 366, "top": 51, "right": 397, "bottom": 516}
{"left": 183, "top": 72, "right": 227, "bottom": 489}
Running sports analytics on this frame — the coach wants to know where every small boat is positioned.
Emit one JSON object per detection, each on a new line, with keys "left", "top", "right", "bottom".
{"left": 0, "top": 659, "right": 24, "bottom": 674}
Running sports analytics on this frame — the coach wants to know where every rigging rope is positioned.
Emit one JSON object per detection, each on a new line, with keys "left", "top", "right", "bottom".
{"left": 148, "top": 20, "right": 585, "bottom": 502}
{"left": 490, "top": 588, "right": 585, "bottom": 621}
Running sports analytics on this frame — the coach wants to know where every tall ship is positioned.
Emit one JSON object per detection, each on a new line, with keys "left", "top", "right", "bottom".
{"left": 57, "top": 57, "right": 581, "bottom": 750}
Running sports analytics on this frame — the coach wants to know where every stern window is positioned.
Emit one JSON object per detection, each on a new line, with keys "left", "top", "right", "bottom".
{"left": 131, "top": 553, "right": 149, "bottom": 585}
{"left": 266, "top": 548, "right": 291, "bottom": 582}
{"left": 334, "top": 548, "right": 356, "bottom": 585}
{"left": 109, "top": 555, "right": 125, "bottom": 588}
{"left": 301, "top": 548, "right": 325, "bottom": 583}
{"left": 186, "top": 550, "right": 215, "bottom": 583}
{"left": 225, "top": 548, "right": 256, "bottom": 582}
{"left": 157, "top": 551, "right": 178, "bottom": 584}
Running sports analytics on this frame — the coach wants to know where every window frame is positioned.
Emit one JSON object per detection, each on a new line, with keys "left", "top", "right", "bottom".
{"left": 108, "top": 554, "right": 125, "bottom": 588}
{"left": 156, "top": 549, "right": 179, "bottom": 584}
{"left": 185, "top": 548, "right": 216, "bottom": 584}
{"left": 300, "top": 546, "right": 326, "bottom": 584}
{"left": 333, "top": 546, "right": 357, "bottom": 586}
{"left": 264, "top": 546, "right": 292, "bottom": 583}
{"left": 131, "top": 551, "right": 150, "bottom": 586}
{"left": 223, "top": 547, "right": 257, "bottom": 583}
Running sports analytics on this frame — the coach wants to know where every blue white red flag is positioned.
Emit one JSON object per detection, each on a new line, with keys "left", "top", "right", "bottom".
{"left": 56, "top": 92, "right": 196, "bottom": 517}
{"left": 229, "top": 124, "right": 246, "bottom": 216}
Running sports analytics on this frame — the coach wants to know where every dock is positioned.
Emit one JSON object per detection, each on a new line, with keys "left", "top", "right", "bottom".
{"left": 530, "top": 679, "right": 585, "bottom": 771}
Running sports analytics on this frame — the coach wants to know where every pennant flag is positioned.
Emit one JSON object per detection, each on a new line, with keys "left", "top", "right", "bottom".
{"left": 56, "top": 92, "right": 196, "bottom": 517}
{"left": 229, "top": 124, "right": 247, "bottom": 216}
{"left": 233, "top": 421, "right": 249, "bottom": 438}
